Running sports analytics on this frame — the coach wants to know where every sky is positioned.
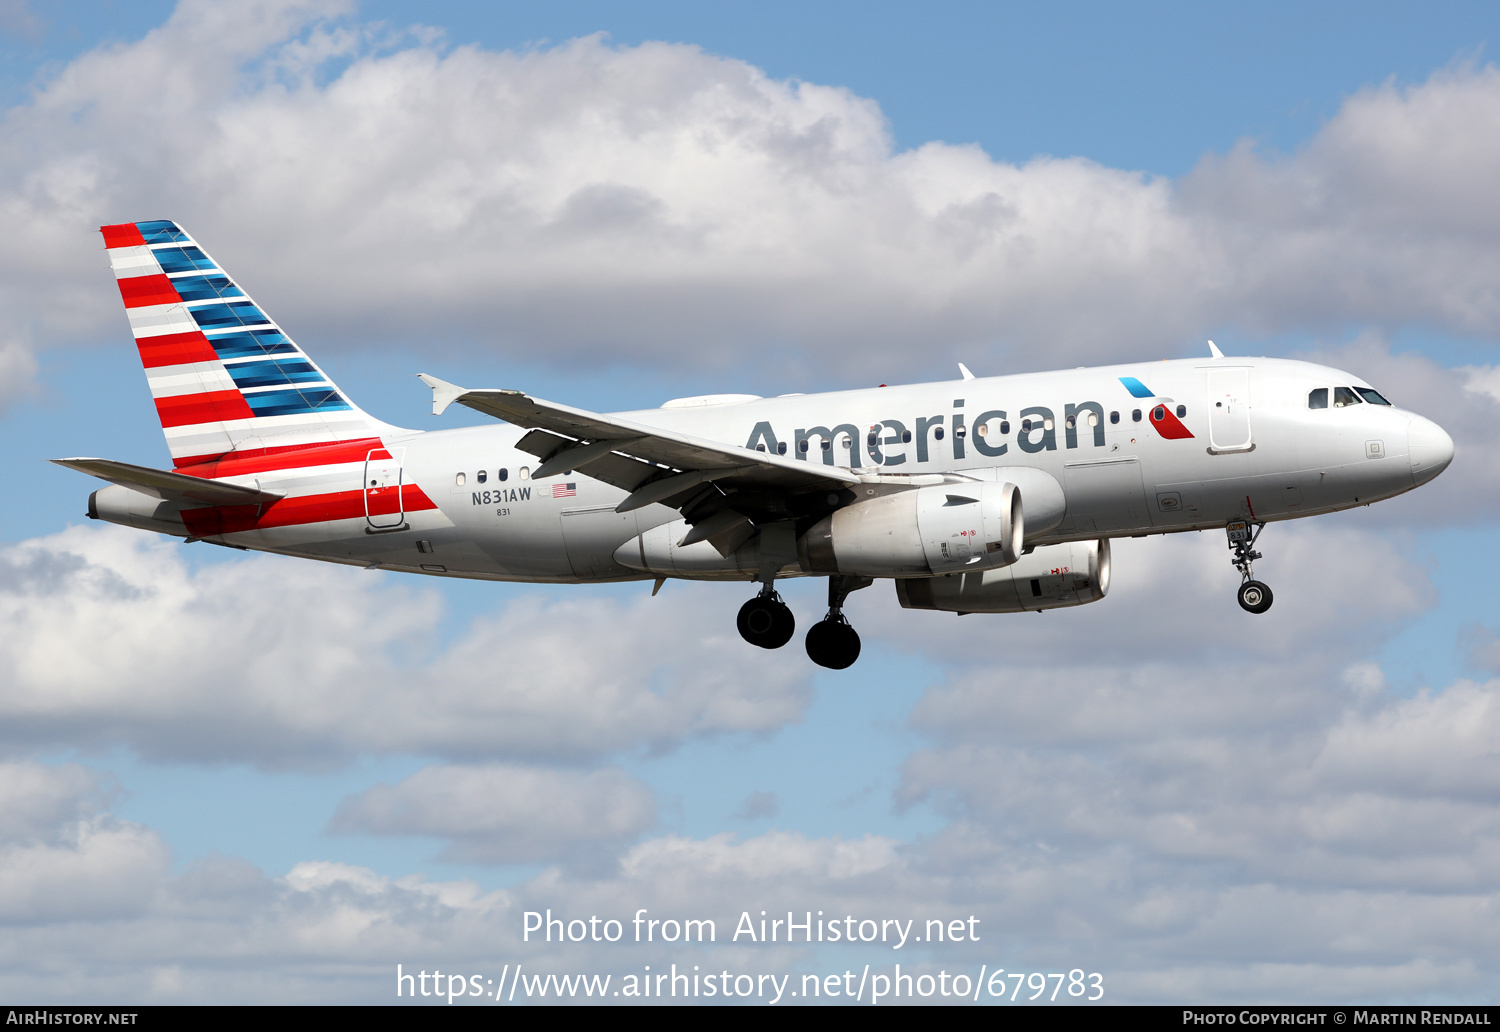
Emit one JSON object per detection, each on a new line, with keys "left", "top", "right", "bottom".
{"left": 1, "top": 0, "right": 1500, "bottom": 1006}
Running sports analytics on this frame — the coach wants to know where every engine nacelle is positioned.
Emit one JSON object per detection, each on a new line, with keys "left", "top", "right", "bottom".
{"left": 799, "top": 482, "right": 1023, "bottom": 578}
{"left": 895, "top": 539, "right": 1110, "bottom": 614}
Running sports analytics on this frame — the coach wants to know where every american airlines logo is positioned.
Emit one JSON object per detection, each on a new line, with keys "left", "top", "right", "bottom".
{"left": 743, "top": 380, "right": 1193, "bottom": 468}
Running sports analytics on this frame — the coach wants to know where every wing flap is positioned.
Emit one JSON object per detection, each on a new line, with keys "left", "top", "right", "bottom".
{"left": 53, "top": 457, "right": 284, "bottom": 506}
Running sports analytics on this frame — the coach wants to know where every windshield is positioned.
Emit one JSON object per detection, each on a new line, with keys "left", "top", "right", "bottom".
{"left": 1333, "top": 386, "right": 1363, "bottom": 407}
{"left": 1355, "top": 387, "right": 1392, "bottom": 405}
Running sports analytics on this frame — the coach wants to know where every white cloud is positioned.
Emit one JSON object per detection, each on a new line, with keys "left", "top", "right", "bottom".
{"left": 0, "top": 763, "right": 168, "bottom": 924}
{"left": 0, "top": 524, "right": 812, "bottom": 765}
{"left": 329, "top": 763, "right": 656, "bottom": 863}
{"left": 2, "top": 3, "right": 1500, "bottom": 407}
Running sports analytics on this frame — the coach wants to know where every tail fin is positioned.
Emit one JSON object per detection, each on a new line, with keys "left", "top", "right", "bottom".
{"left": 101, "top": 220, "right": 391, "bottom": 468}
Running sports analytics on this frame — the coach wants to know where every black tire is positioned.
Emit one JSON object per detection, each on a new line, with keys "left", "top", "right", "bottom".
{"left": 738, "top": 596, "right": 796, "bottom": 649}
{"left": 805, "top": 618, "right": 862, "bottom": 669}
{"left": 1237, "top": 579, "right": 1273, "bottom": 614}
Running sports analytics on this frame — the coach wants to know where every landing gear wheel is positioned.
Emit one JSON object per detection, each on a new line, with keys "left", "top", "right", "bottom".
{"left": 805, "top": 617, "right": 861, "bottom": 670}
{"left": 738, "top": 594, "right": 796, "bottom": 649}
{"left": 1237, "top": 579, "right": 1273, "bottom": 614}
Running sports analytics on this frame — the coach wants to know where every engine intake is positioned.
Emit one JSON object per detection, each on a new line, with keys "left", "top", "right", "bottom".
{"left": 895, "top": 539, "right": 1110, "bottom": 613}
{"left": 799, "top": 482, "right": 1023, "bottom": 578}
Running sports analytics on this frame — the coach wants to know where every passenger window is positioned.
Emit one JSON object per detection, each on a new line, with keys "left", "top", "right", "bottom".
{"left": 902, "top": 430, "right": 912, "bottom": 444}
{"left": 1333, "top": 387, "right": 1362, "bottom": 408}
{"left": 977, "top": 422, "right": 989, "bottom": 437}
{"left": 934, "top": 427, "right": 945, "bottom": 440}
{"left": 455, "top": 472, "right": 466, "bottom": 486}
{"left": 1308, "top": 388, "right": 1328, "bottom": 409}
{"left": 755, "top": 444, "right": 766, "bottom": 452}
{"left": 1000, "top": 420, "right": 1010, "bottom": 434}
{"left": 799, "top": 440, "right": 810, "bottom": 453}
{"left": 519, "top": 466, "right": 531, "bottom": 480}
{"left": 499, "top": 468, "right": 508, "bottom": 481}
{"left": 1175, "top": 404, "right": 1186, "bottom": 418}
{"left": 777, "top": 442, "right": 788, "bottom": 455}
{"left": 1110, "top": 411, "right": 1120, "bottom": 424}
{"left": 476, "top": 470, "right": 487, "bottom": 483}
{"left": 1132, "top": 409, "right": 1142, "bottom": 422}
{"left": 1355, "top": 387, "right": 1392, "bottom": 406}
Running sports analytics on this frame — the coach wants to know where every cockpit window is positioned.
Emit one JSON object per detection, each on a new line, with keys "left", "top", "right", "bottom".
{"left": 1308, "top": 388, "right": 1328, "bottom": 409}
{"left": 1355, "top": 387, "right": 1391, "bottom": 406}
{"left": 1333, "top": 386, "right": 1362, "bottom": 407}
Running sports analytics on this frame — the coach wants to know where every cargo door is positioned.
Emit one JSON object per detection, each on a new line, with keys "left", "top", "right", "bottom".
{"left": 1062, "top": 457, "right": 1151, "bottom": 534}
{"left": 561, "top": 503, "right": 641, "bottom": 579}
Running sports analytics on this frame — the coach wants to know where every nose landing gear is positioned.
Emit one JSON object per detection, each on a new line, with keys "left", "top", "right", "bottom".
{"left": 805, "top": 575, "right": 872, "bottom": 669}
{"left": 1227, "top": 520, "right": 1273, "bottom": 614}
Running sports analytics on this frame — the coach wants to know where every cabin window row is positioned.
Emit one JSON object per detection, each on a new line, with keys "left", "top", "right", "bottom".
{"left": 454, "top": 467, "right": 530, "bottom": 486}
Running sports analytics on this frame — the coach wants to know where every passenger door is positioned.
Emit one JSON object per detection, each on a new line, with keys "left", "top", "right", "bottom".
{"left": 1207, "top": 367, "right": 1253, "bottom": 452}
{"left": 364, "top": 447, "right": 405, "bottom": 529}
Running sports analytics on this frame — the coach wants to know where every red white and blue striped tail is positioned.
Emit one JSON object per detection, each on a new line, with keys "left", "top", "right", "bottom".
{"left": 101, "top": 220, "right": 390, "bottom": 469}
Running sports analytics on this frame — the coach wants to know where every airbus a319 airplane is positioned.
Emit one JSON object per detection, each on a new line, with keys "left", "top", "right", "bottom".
{"left": 58, "top": 221, "right": 1455, "bottom": 669}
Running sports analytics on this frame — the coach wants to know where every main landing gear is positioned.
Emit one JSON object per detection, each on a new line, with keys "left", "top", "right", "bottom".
{"left": 736, "top": 574, "right": 872, "bottom": 668}
{"left": 737, "top": 583, "right": 796, "bottom": 650}
{"left": 1227, "top": 520, "right": 1274, "bottom": 614}
{"left": 805, "top": 575, "right": 872, "bottom": 670}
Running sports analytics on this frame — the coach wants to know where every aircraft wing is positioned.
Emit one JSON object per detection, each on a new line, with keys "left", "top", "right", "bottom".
{"left": 418, "top": 375, "right": 858, "bottom": 535}
{"left": 52, "top": 457, "right": 284, "bottom": 506}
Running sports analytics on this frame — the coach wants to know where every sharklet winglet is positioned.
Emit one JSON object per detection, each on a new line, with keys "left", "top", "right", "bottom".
{"left": 417, "top": 373, "right": 468, "bottom": 416}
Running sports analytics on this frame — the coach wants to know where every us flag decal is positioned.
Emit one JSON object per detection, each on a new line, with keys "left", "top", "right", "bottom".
{"left": 552, "top": 482, "right": 577, "bottom": 498}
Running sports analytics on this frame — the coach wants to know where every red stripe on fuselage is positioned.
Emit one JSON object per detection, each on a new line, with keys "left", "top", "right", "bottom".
{"left": 155, "top": 390, "right": 256, "bottom": 428}
{"left": 180, "top": 485, "right": 438, "bottom": 536}
{"left": 1149, "top": 406, "right": 1195, "bottom": 440}
{"left": 118, "top": 274, "right": 180, "bottom": 308}
{"left": 101, "top": 223, "right": 148, "bottom": 248}
{"left": 138, "top": 330, "right": 219, "bottom": 368}
{"left": 173, "top": 437, "right": 387, "bottom": 475}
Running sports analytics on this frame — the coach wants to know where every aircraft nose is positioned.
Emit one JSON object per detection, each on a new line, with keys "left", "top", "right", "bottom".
{"left": 1408, "top": 415, "right": 1454, "bottom": 486}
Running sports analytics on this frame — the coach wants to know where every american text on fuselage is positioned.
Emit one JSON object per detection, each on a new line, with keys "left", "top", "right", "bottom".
{"left": 65, "top": 221, "right": 1455, "bottom": 669}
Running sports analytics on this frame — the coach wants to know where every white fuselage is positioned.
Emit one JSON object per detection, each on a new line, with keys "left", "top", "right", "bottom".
{"left": 172, "top": 356, "right": 1444, "bottom": 584}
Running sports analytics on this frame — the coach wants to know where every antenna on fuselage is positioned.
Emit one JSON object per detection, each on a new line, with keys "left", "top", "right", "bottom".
{"left": 1207, "top": 340, "right": 1225, "bottom": 359}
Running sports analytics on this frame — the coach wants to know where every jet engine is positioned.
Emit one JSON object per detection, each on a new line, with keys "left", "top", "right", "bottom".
{"left": 798, "top": 482, "right": 1023, "bottom": 578}
{"left": 895, "top": 539, "right": 1109, "bottom": 614}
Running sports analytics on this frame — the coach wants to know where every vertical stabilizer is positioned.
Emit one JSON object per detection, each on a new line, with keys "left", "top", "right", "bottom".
{"left": 101, "top": 220, "right": 390, "bottom": 467}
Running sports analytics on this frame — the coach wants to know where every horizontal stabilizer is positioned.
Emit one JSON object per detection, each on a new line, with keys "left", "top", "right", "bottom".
{"left": 52, "top": 457, "right": 284, "bottom": 506}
